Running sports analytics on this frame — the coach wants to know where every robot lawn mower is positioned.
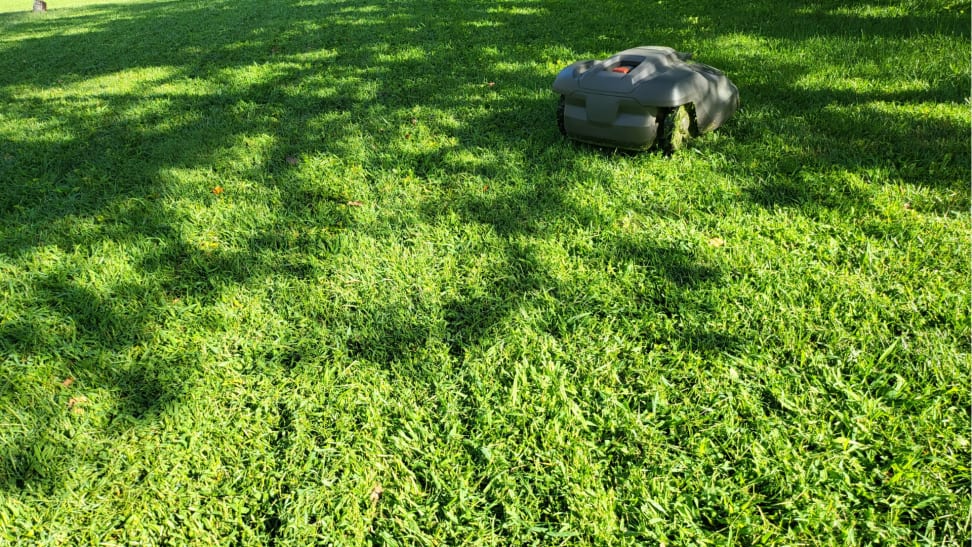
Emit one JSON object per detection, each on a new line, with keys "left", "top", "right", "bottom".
{"left": 552, "top": 46, "right": 739, "bottom": 152}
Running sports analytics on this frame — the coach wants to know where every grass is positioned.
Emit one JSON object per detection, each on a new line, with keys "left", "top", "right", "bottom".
{"left": 0, "top": 0, "right": 969, "bottom": 544}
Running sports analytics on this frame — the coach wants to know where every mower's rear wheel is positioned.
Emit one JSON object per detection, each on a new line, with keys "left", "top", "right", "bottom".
{"left": 557, "top": 95, "right": 567, "bottom": 136}
{"left": 659, "top": 105, "right": 693, "bottom": 154}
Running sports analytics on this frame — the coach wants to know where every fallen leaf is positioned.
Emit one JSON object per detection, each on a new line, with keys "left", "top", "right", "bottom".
{"left": 68, "top": 395, "right": 88, "bottom": 414}
{"left": 708, "top": 237, "right": 726, "bottom": 248}
{"left": 487, "top": 81, "right": 495, "bottom": 87}
{"left": 483, "top": 185, "right": 489, "bottom": 192}
{"left": 346, "top": 200, "right": 364, "bottom": 207}
{"left": 61, "top": 377, "right": 75, "bottom": 388}
{"left": 369, "top": 484, "right": 383, "bottom": 504}
{"left": 286, "top": 156, "right": 299, "bottom": 165}
{"left": 212, "top": 185, "right": 224, "bottom": 195}
{"left": 199, "top": 240, "right": 219, "bottom": 252}
{"left": 411, "top": 118, "right": 418, "bottom": 125}
{"left": 903, "top": 202, "right": 912, "bottom": 210}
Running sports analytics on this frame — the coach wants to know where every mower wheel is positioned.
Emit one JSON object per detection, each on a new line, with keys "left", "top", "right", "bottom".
{"left": 659, "top": 104, "right": 693, "bottom": 154}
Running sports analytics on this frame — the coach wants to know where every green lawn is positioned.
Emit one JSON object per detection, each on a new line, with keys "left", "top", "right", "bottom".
{"left": 0, "top": 0, "right": 969, "bottom": 544}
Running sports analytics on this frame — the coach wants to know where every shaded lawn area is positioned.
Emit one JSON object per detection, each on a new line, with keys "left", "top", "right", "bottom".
{"left": 0, "top": 0, "right": 969, "bottom": 544}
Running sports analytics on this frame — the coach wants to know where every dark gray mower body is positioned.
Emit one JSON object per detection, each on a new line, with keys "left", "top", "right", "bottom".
{"left": 552, "top": 46, "right": 739, "bottom": 151}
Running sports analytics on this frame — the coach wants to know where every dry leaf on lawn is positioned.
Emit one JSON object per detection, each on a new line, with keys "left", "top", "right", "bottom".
{"left": 68, "top": 395, "right": 88, "bottom": 414}
{"left": 369, "top": 484, "right": 383, "bottom": 504}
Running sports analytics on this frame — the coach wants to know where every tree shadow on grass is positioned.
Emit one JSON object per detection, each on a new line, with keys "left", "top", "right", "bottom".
{"left": 0, "top": 265, "right": 178, "bottom": 493}
{"left": 0, "top": 357, "right": 171, "bottom": 494}
{"left": 438, "top": 237, "right": 734, "bottom": 360}
{"left": 734, "top": 83, "right": 969, "bottom": 215}
{"left": 410, "top": 144, "right": 737, "bottom": 360}
{"left": 0, "top": 0, "right": 558, "bottom": 499}
{"left": 692, "top": 10, "right": 970, "bottom": 216}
